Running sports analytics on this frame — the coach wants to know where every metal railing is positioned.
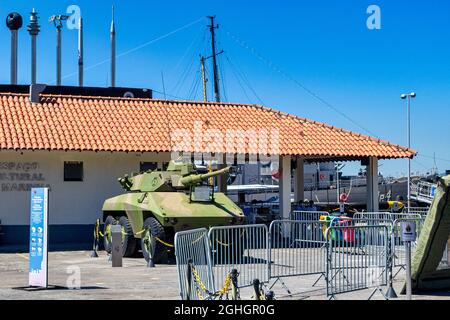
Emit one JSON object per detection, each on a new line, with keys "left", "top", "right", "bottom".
{"left": 175, "top": 228, "right": 214, "bottom": 300}
{"left": 408, "top": 206, "right": 430, "bottom": 217}
{"left": 268, "top": 220, "right": 328, "bottom": 291}
{"left": 208, "top": 224, "right": 269, "bottom": 290}
{"left": 290, "top": 210, "right": 329, "bottom": 221}
{"left": 391, "top": 217, "right": 425, "bottom": 273}
{"left": 410, "top": 181, "right": 437, "bottom": 204}
{"left": 325, "top": 225, "right": 389, "bottom": 299}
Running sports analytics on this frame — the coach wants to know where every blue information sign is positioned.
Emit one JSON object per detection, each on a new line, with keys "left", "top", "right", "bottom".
{"left": 29, "top": 188, "right": 49, "bottom": 287}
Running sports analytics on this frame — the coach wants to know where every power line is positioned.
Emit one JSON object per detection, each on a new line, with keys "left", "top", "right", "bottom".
{"left": 224, "top": 28, "right": 379, "bottom": 138}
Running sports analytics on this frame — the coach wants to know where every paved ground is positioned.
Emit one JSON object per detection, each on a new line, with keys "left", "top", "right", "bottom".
{"left": 0, "top": 251, "right": 449, "bottom": 300}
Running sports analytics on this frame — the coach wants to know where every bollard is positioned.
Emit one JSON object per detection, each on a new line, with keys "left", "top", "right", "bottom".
{"left": 385, "top": 235, "right": 398, "bottom": 298}
{"left": 230, "top": 269, "right": 240, "bottom": 300}
{"left": 111, "top": 224, "right": 122, "bottom": 267}
{"left": 252, "top": 279, "right": 261, "bottom": 301}
{"left": 265, "top": 290, "right": 275, "bottom": 300}
{"left": 90, "top": 219, "right": 100, "bottom": 258}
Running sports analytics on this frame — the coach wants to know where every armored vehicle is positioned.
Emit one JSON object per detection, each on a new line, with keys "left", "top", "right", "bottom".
{"left": 102, "top": 160, "right": 245, "bottom": 263}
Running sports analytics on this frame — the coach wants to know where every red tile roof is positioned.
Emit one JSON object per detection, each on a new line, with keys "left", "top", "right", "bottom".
{"left": 0, "top": 93, "right": 415, "bottom": 159}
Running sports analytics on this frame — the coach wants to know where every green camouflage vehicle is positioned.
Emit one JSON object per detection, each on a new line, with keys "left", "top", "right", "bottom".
{"left": 101, "top": 160, "right": 245, "bottom": 263}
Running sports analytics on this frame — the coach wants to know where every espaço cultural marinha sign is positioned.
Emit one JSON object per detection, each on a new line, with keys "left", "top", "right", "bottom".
{"left": 0, "top": 162, "right": 50, "bottom": 192}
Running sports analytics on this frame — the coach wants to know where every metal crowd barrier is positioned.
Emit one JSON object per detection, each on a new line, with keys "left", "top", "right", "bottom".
{"left": 269, "top": 220, "right": 328, "bottom": 290}
{"left": 175, "top": 228, "right": 214, "bottom": 300}
{"left": 325, "top": 225, "right": 389, "bottom": 300}
{"left": 408, "top": 207, "right": 430, "bottom": 217}
{"left": 208, "top": 224, "right": 269, "bottom": 290}
{"left": 290, "top": 210, "right": 329, "bottom": 221}
{"left": 391, "top": 217, "right": 425, "bottom": 275}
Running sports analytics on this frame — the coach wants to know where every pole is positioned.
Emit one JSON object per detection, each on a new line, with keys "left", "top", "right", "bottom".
{"left": 110, "top": 6, "right": 116, "bottom": 88}
{"left": 56, "top": 26, "right": 62, "bottom": 86}
{"left": 336, "top": 164, "right": 340, "bottom": 203}
{"left": 208, "top": 16, "right": 227, "bottom": 192}
{"left": 200, "top": 56, "right": 208, "bottom": 102}
{"left": 78, "top": 17, "right": 83, "bottom": 87}
{"left": 208, "top": 16, "right": 220, "bottom": 103}
{"left": 407, "top": 96, "right": 411, "bottom": 213}
{"left": 405, "top": 241, "right": 412, "bottom": 300}
{"left": 11, "top": 30, "right": 18, "bottom": 84}
{"left": 28, "top": 9, "right": 40, "bottom": 85}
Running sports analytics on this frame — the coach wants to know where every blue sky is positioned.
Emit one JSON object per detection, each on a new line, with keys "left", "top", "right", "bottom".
{"left": 1, "top": 0, "right": 449, "bottom": 177}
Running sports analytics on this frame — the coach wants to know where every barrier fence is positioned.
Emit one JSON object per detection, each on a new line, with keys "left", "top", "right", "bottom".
{"left": 325, "top": 225, "right": 389, "bottom": 299}
{"left": 209, "top": 224, "right": 269, "bottom": 290}
{"left": 290, "top": 210, "right": 329, "bottom": 221}
{"left": 175, "top": 228, "right": 214, "bottom": 300}
{"left": 175, "top": 212, "right": 430, "bottom": 300}
{"left": 269, "top": 220, "right": 327, "bottom": 280}
{"left": 391, "top": 217, "right": 425, "bottom": 274}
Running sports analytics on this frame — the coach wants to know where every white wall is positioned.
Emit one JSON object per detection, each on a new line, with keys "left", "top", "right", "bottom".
{"left": 0, "top": 151, "right": 171, "bottom": 226}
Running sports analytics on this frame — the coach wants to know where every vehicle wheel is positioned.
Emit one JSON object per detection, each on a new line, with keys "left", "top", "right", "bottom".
{"left": 141, "top": 217, "right": 168, "bottom": 264}
{"left": 103, "top": 216, "right": 116, "bottom": 254}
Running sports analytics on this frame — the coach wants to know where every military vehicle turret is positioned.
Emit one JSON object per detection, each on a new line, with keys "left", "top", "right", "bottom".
{"left": 102, "top": 160, "right": 245, "bottom": 263}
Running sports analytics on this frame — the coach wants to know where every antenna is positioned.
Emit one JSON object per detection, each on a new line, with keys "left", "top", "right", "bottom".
{"left": 49, "top": 14, "right": 70, "bottom": 86}
{"left": 6, "top": 12, "right": 23, "bottom": 85}
{"left": 110, "top": 5, "right": 116, "bottom": 88}
{"left": 161, "top": 71, "right": 167, "bottom": 99}
{"left": 78, "top": 17, "right": 84, "bottom": 87}
{"left": 27, "top": 9, "right": 40, "bottom": 85}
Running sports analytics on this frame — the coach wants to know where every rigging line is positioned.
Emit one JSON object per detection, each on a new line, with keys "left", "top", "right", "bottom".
{"left": 224, "top": 55, "right": 253, "bottom": 104}
{"left": 218, "top": 57, "right": 228, "bottom": 102}
{"left": 187, "top": 71, "right": 201, "bottom": 100}
{"left": 170, "top": 29, "right": 206, "bottom": 76}
{"left": 224, "top": 28, "right": 379, "bottom": 138}
{"left": 56, "top": 17, "right": 205, "bottom": 83}
{"left": 411, "top": 158, "right": 432, "bottom": 171}
{"left": 225, "top": 53, "right": 265, "bottom": 105}
{"left": 173, "top": 53, "right": 197, "bottom": 96}
{"left": 152, "top": 88, "right": 186, "bottom": 100}
{"left": 417, "top": 154, "right": 450, "bottom": 163}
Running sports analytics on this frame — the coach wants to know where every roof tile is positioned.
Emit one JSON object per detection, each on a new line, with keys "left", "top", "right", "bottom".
{"left": 0, "top": 93, "right": 415, "bottom": 159}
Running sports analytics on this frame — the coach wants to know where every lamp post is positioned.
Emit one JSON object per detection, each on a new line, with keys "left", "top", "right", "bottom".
{"left": 401, "top": 92, "right": 416, "bottom": 212}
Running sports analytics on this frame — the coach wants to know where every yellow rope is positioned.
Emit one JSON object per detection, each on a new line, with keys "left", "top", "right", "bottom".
{"left": 216, "top": 240, "right": 230, "bottom": 247}
{"left": 134, "top": 229, "right": 146, "bottom": 236}
{"left": 155, "top": 236, "right": 175, "bottom": 248}
{"left": 191, "top": 264, "right": 232, "bottom": 300}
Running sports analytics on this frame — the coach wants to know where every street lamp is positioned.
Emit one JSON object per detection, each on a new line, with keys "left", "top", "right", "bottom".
{"left": 401, "top": 92, "right": 416, "bottom": 212}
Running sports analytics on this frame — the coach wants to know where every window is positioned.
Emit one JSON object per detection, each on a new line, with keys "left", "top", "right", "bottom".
{"left": 64, "top": 161, "right": 83, "bottom": 182}
{"left": 140, "top": 162, "right": 157, "bottom": 172}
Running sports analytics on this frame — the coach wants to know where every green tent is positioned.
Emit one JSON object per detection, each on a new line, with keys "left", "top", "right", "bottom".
{"left": 403, "top": 175, "right": 450, "bottom": 293}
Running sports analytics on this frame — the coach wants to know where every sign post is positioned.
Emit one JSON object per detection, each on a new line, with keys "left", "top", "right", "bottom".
{"left": 29, "top": 187, "right": 49, "bottom": 288}
{"left": 401, "top": 220, "right": 416, "bottom": 300}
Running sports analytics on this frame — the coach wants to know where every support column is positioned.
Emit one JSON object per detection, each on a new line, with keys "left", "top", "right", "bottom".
{"left": 294, "top": 157, "right": 304, "bottom": 203}
{"left": 279, "top": 155, "right": 292, "bottom": 219}
{"left": 366, "top": 157, "right": 379, "bottom": 212}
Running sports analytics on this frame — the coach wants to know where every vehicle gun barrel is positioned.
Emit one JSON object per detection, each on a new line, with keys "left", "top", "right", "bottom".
{"left": 180, "top": 167, "right": 230, "bottom": 186}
